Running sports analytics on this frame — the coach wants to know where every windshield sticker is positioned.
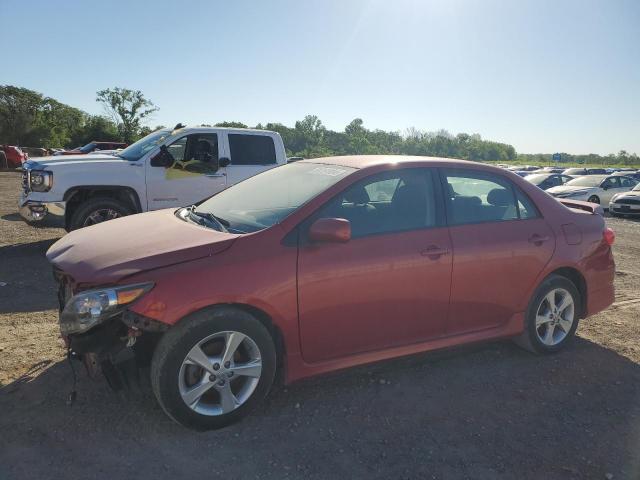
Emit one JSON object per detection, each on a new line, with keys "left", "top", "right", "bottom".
{"left": 307, "top": 167, "right": 348, "bottom": 177}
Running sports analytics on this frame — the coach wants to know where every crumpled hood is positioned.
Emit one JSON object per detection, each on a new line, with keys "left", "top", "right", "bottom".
{"left": 26, "top": 154, "right": 122, "bottom": 169}
{"left": 47, "top": 209, "right": 239, "bottom": 285}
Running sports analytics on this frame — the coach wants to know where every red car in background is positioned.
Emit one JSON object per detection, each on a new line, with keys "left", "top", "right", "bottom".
{"left": 47, "top": 156, "right": 616, "bottom": 430}
{"left": 54, "top": 141, "right": 128, "bottom": 155}
{"left": 0, "top": 145, "right": 28, "bottom": 168}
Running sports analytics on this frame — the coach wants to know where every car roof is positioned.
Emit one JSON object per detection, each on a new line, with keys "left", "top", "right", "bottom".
{"left": 298, "top": 155, "right": 487, "bottom": 170}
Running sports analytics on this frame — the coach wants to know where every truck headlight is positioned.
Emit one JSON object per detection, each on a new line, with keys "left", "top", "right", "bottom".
{"left": 60, "top": 283, "right": 154, "bottom": 335}
{"left": 30, "top": 170, "right": 53, "bottom": 192}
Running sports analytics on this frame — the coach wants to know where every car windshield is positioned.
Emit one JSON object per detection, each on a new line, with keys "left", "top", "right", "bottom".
{"left": 194, "top": 162, "right": 355, "bottom": 233}
{"left": 565, "top": 176, "right": 605, "bottom": 187}
{"left": 525, "top": 174, "right": 549, "bottom": 185}
{"left": 117, "top": 129, "right": 171, "bottom": 161}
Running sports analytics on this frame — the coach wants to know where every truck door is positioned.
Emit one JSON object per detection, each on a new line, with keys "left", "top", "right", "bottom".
{"left": 146, "top": 132, "right": 227, "bottom": 210}
{"left": 220, "top": 132, "right": 280, "bottom": 186}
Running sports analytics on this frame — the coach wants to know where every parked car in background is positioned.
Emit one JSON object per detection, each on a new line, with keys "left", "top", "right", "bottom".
{"left": 20, "top": 126, "right": 288, "bottom": 230}
{"left": 530, "top": 167, "right": 565, "bottom": 174}
{"left": 547, "top": 174, "right": 637, "bottom": 206}
{"left": 562, "top": 167, "right": 607, "bottom": 176}
{"left": 0, "top": 145, "right": 28, "bottom": 168}
{"left": 511, "top": 170, "right": 532, "bottom": 177}
{"left": 612, "top": 170, "right": 640, "bottom": 182}
{"left": 609, "top": 182, "right": 640, "bottom": 217}
{"left": 508, "top": 165, "right": 539, "bottom": 172}
{"left": 54, "top": 141, "right": 128, "bottom": 156}
{"left": 525, "top": 173, "right": 574, "bottom": 190}
{"left": 47, "top": 155, "right": 616, "bottom": 430}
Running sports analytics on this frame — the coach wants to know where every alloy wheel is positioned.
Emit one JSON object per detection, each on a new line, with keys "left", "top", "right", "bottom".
{"left": 534, "top": 288, "right": 575, "bottom": 346}
{"left": 178, "top": 331, "right": 262, "bottom": 416}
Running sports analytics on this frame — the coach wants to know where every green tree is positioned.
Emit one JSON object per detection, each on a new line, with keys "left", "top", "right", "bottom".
{"left": 96, "top": 87, "right": 158, "bottom": 143}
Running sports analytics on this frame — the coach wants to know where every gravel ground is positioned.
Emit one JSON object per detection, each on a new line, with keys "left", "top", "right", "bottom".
{"left": 1, "top": 170, "right": 639, "bottom": 480}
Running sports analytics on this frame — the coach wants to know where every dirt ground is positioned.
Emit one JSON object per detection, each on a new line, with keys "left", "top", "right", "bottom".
{"left": 1, "top": 170, "right": 639, "bottom": 480}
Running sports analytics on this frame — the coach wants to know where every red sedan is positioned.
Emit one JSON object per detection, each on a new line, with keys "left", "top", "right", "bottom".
{"left": 47, "top": 156, "right": 615, "bottom": 430}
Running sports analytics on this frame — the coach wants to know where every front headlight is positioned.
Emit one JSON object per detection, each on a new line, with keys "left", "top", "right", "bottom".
{"left": 60, "top": 282, "right": 153, "bottom": 335}
{"left": 30, "top": 170, "right": 53, "bottom": 192}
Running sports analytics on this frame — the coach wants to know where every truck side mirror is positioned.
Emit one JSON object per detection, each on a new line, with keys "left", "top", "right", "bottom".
{"left": 219, "top": 157, "right": 230, "bottom": 168}
{"left": 308, "top": 218, "right": 351, "bottom": 243}
{"left": 150, "top": 146, "right": 174, "bottom": 168}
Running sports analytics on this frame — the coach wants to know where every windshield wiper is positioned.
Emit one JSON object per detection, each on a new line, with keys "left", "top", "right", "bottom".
{"left": 187, "top": 205, "right": 229, "bottom": 232}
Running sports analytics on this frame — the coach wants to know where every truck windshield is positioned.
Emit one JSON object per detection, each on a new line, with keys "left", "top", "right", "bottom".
{"left": 117, "top": 129, "right": 172, "bottom": 161}
{"left": 195, "top": 163, "right": 355, "bottom": 233}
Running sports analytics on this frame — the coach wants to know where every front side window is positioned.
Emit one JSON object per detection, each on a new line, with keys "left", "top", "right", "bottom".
{"left": 601, "top": 177, "right": 619, "bottom": 189}
{"left": 444, "top": 169, "right": 535, "bottom": 225}
{"left": 315, "top": 168, "right": 438, "bottom": 238}
{"left": 228, "top": 134, "right": 276, "bottom": 165}
{"left": 164, "top": 134, "right": 219, "bottom": 177}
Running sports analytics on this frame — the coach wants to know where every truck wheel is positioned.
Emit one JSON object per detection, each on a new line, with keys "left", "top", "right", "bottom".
{"left": 0, "top": 151, "right": 8, "bottom": 169}
{"left": 151, "top": 307, "right": 276, "bottom": 431}
{"left": 69, "top": 197, "right": 134, "bottom": 230}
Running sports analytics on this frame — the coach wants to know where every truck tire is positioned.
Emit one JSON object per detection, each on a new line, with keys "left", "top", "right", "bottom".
{"left": 0, "top": 151, "right": 8, "bottom": 169}
{"left": 69, "top": 197, "right": 134, "bottom": 230}
{"left": 151, "top": 307, "right": 277, "bottom": 431}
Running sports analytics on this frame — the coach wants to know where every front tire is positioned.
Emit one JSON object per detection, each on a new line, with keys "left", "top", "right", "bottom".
{"left": 151, "top": 307, "right": 276, "bottom": 431}
{"left": 515, "top": 274, "right": 581, "bottom": 354}
{"left": 69, "top": 197, "right": 133, "bottom": 230}
{"left": 587, "top": 195, "right": 600, "bottom": 204}
{"left": 0, "top": 151, "right": 8, "bottom": 169}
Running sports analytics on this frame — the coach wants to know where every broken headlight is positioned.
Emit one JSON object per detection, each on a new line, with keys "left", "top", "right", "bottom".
{"left": 60, "top": 283, "right": 153, "bottom": 335}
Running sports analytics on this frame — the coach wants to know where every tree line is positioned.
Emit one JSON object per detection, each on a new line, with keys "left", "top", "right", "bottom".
{"left": 1, "top": 84, "right": 637, "bottom": 165}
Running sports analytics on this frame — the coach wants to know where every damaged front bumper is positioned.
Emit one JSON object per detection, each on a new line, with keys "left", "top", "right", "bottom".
{"left": 64, "top": 309, "right": 168, "bottom": 391}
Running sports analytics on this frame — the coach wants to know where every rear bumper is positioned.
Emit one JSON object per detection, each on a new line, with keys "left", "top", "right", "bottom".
{"left": 19, "top": 198, "right": 66, "bottom": 227}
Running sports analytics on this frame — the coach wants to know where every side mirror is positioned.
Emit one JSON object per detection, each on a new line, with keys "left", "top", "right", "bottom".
{"left": 308, "top": 218, "right": 351, "bottom": 243}
{"left": 150, "top": 146, "right": 174, "bottom": 168}
{"left": 602, "top": 184, "right": 610, "bottom": 190}
{"left": 219, "top": 157, "right": 230, "bottom": 168}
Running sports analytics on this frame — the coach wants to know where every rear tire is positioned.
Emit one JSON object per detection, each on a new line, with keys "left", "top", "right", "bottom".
{"left": 514, "top": 274, "right": 581, "bottom": 354}
{"left": 68, "top": 197, "right": 133, "bottom": 230}
{"left": 151, "top": 307, "right": 276, "bottom": 431}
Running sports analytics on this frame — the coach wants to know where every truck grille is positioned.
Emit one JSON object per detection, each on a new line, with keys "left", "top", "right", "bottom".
{"left": 21, "top": 170, "right": 30, "bottom": 194}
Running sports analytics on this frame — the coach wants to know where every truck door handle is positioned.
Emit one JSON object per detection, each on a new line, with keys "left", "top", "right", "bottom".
{"left": 528, "top": 234, "right": 550, "bottom": 245}
{"left": 420, "top": 246, "right": 450, "bottom": 259}
{"left": 205, "top": 173, "right": 226, "bottom": 178}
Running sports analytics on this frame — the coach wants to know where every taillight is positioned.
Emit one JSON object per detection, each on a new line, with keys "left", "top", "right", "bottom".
{"left": 603, "top": 227, "right": 615, "bottom": 246}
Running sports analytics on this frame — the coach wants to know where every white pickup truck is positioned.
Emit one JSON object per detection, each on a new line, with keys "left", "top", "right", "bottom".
{"left": 19, "top": 126, "right": 288, "bottom": 230}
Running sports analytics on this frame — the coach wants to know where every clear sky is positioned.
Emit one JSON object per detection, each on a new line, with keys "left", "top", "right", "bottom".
{"left": 1, "top": 0, "right": 638, "bottom": 155}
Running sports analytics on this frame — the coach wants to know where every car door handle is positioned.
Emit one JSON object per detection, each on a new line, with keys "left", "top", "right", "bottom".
{"left": 420, "top": 246, "right": 450, "bottom": 259}
{"left": 205, "top": 173, "right": 226, "bottom": 178}
{"left": 528, "top": 234, "right": 550, "bottom": 245}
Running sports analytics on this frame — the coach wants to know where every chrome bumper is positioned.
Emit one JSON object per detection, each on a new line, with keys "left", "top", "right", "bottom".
{"left": 19, "top": 199, "right": 66, "bottom": 227}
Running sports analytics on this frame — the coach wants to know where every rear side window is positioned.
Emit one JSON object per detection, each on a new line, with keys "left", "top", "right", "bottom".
{"left": 228, "top": 134, "right": 276, "bottom": 165}
{"left": 443, "top": 169, "right": 538, "bottom": 225}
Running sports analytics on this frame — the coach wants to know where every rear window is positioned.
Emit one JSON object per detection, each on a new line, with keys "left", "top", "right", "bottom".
{"left": 228, "top": 134, "right": 276, "bottom": 165}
